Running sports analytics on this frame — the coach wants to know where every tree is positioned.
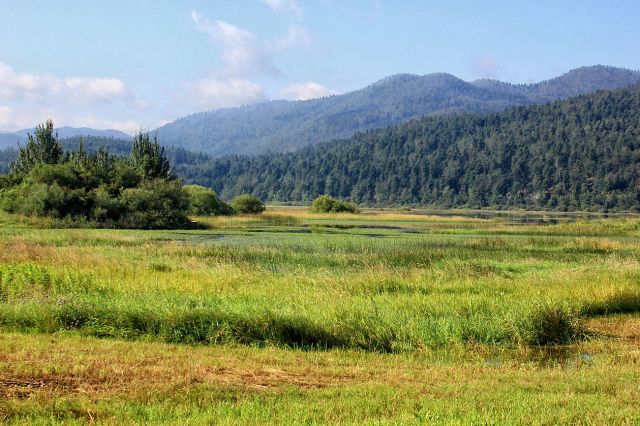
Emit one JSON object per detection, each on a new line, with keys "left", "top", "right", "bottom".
{"left": 130, "top": 132, "right": 172, "bottom": 180}
{"left": 11, "top": 120, "right": 63, "bottom": 174}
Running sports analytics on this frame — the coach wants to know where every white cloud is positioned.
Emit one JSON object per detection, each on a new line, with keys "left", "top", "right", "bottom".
{"left": 185, "top": 10, "right": 317, "bottom": 111}
{"left": 0, "top": 63, "right": 54, "bottom": 98}
{"left": 182, "top": 78, "right": 266, "bottom": 109}
{"left": 0, "top": 103, "right": 140, "bottom": 134}
{"left": 472, "top": 55, "right": 502, "bottom": 79}
{"left": 0, "top": 62, "right": 127, "bottom": 103}
{"left": 66, "top": 117, "right": 140, "bottom": 134}
{"left": 281, "top": 82, "right": 335, "bottom": 100}
{"left": 0, "top": 62, "right": 145, "bottom": 133}
{"left": 190, "top": 10, "right": 312, "bottom": 78}
{"left": 260, "top": 0, "right": 302, "bottom": 16}
{"left": 0, "top": 106, "right": 12, "bottom": 127}
{"left": 63, "top": 78, "right": 126, "bottom": 101}
{"left": 191, "top": 11, "right": 277, "bottom": 77}
{"left": 267, "top": 26, "right": 312, "bottom": 51}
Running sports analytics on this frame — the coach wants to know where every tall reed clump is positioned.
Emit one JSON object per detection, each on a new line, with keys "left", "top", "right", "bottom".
{"left": 510, "top": 302, "right": 585, "bottom": 346}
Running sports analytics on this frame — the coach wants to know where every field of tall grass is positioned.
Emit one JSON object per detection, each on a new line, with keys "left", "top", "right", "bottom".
{"left": 1, "top": 207, "right": 639, "bottom": 423}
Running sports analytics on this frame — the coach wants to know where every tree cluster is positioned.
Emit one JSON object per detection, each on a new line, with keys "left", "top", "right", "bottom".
{"left": 0, "top": 121, "right": 190, "bottom": 228}
{"left": 0, "top": 122, "right": 268, "bottom": 227}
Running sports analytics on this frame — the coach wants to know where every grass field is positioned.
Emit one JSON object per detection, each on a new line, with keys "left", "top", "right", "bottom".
{"left": 1, "top": 207, "right": 639, "bottom": 424}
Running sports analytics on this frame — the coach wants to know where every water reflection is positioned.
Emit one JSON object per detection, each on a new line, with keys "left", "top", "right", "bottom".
{"left": 483, "top": 346, "right": 596, "bottom": 369}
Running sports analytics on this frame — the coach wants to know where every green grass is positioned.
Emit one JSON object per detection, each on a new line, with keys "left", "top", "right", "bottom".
{"left": 0, "top": 208, "right": 639, "bottom": 423}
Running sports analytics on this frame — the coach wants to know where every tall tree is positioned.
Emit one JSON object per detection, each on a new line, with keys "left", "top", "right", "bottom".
{"left": 10, "top": 119, "right": 63, "bottom": 174}
{"left": 130, "top": 132, "right": 173, "bottom": 180}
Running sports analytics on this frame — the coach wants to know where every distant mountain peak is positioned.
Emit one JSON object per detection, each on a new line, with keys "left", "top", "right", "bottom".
{"left": 150, "top": 65, "right": 640, "bottom": 156}
{"left": 0, "top": 126, "right": 132, "bottom": 148}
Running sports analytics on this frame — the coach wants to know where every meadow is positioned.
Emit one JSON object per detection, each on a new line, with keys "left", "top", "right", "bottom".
{"left": 1, "top": 207, "right": 639, "bottom": 424}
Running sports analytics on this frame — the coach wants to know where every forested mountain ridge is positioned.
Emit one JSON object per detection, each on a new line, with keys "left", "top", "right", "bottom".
{"left": 0, "top": 127, "right": 131, "bottom": 148}
{"left": 156, "top": 65, "right": 640, "bottom": 156}
{"left": 176, "top": 85, "right": 640, "bottom": 212}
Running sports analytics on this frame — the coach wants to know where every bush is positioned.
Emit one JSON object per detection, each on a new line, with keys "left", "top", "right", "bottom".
{"left": 184, "top": 185, "right": 233, "bottom": 216}
{"left": 515, "top": 303, "right": 585, "bottom": 345}
{"left": 28, "top": 163, "right": 88, "bottom": 189}
{"left": 231, "top": 194, "right": 265, "bottom": 214}
{"left": 92, "top": 186, "right": 124, "bottom": 222}
{"left": 310, "top": 195, "right": 358, "bottom": 213}
{"left": 119, "top": 179, "right": 190, "bottom": 229}
{"left": 2, "top": 181, "right": 95, "bottom": 218}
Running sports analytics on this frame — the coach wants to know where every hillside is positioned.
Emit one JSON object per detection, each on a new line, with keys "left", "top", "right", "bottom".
{"left": 156, "top": 65, "right": 640, "bottom": 156}
{"left": 176, "top": 85, "right": 640, "bottom": 212}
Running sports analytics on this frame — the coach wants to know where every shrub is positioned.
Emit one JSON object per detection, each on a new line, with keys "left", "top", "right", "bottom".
{"left": 515, "top": 302, "right": 585, "bottom": 345}
{"left": 231, "top": 194, "right": 265, "bottom": 214}
{"left": 92, "top": 186, "right": 124, "bottom": 222}
{"left": 2, "top": 181, "right": 95, "bottom": 218}
{"left": 310, "top": 195, "right": 358, "bottom": 213}
{"left": 119, "top": 179, "right": 190, "bottom": 229}
{"left": 110, "top": 161, "right": 141, "bottom": 191}
{"left": 184, "top": 185, "right": 233, "bottom": 216}
{"left": 28, "top": 163, "right": 87, "bottom": 189}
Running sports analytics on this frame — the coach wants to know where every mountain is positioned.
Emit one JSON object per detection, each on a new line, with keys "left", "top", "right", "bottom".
{"left": 156, "top": 65, "right": 640, "bottom": 156}
{"left": 0, "top": 127, "right": 131, "bottom": 148}
{"left": 175, "top": 84, "right": 640, "bottom": 212}
{"left": 0, "top": 134, "right": 19, "bottom": 148}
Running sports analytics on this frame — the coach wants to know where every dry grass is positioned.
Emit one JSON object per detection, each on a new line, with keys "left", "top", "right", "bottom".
{"left": 1, "top": 331, "right": 640, "bottom": 424}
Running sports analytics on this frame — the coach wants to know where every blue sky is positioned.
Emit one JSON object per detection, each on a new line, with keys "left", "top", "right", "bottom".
{"left": 0, "top": 0, "right": 638, "bottom": 133}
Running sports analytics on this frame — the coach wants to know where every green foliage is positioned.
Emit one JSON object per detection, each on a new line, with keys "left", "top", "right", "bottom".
{"left": 119, "top": 179, "right": 190, "bottom": 229}
{"left": 231, "top": 194, "right": 265, "bottom": 214}
{"left": 191, "top": 85, "right": 640, "bottom": 212}
{"left": 130, "top": 132, "right": 172, "bottom": 181}
{"left": 310, "top": 195, "right": 358, "bottom": 213}
{"left": 0, "top": 147, "right": 17, "bottom": 173}
{"left": 2, "top": 164, "right": 96, "bottom": 218}
{"left": 0, "top": 122, "right": 191, "bottom": 229}
{"left": 28, "top": 163, "right": 87, "bottom": 189}
{"left": 10, "top": 120, "right": 63, "bottom": 174}
{"left": 184, "top": 185, "right": 233, "bottom": 216}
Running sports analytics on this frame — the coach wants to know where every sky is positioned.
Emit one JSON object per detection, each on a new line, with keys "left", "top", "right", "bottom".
{"left": 0, "top": 0, "right": 639, "bottom": 134}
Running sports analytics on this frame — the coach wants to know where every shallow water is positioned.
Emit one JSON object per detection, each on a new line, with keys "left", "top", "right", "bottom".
{"left": 411, "top": 209, "right": 638, "bottom": 224}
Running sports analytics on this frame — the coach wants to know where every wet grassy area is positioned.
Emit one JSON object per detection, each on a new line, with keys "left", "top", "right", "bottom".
{"left": 0, "top": 207, "right": 639, "bottom": 423}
